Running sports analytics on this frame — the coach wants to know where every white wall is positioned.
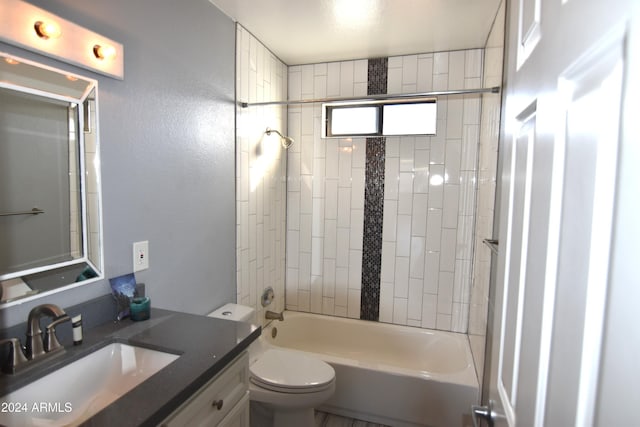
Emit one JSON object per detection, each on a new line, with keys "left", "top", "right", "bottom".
{"left": 286, "top": 49, "right": 484, "bottom": 333}
{"left": 235, "top": 25, "right": 288, "bottom": 326}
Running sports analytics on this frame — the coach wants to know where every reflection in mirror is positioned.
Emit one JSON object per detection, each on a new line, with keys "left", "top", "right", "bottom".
{"left": 0, "top": 52, "right": 103, "bottom": 306}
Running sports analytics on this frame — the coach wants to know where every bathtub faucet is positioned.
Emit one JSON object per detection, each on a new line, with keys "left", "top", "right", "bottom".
{"left": 265, "top": 310, "right": 284, "bottom": 321}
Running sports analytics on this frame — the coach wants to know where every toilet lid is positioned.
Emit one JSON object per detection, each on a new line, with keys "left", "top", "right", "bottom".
{"left": 250, "top": 349, "right": 335, "bottom": 390}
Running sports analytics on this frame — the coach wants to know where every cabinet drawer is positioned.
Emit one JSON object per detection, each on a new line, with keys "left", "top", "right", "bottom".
{"left": 162, "top": 351, "right": 249, "bottom": 427}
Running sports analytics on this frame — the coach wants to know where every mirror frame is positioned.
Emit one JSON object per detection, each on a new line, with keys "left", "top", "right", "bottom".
{"left": 0, "top": 51, "right": 104, "bottom": 307}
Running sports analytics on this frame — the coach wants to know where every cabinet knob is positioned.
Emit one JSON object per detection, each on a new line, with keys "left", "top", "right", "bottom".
{"left": 212, "top": 399, "right": 224, "bottom": 410}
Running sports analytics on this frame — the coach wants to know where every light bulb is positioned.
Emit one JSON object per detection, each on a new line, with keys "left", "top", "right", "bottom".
{"left": 34, "top": 20, "right": 62, "bottom": 39}
{"left": 93, "top": 44, "right": 116, "bottom": 60}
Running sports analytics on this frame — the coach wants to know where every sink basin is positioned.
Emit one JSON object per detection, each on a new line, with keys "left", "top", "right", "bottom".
{"left": 0, "top": 343, "right": 179, "bottom": 426}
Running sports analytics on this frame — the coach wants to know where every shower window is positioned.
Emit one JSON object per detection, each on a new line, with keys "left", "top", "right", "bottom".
{"left": 328, "top": 105, "right": 379, "bottom": 136}
{"left": 322, "top": 98, "right": 437, "bottom": 138}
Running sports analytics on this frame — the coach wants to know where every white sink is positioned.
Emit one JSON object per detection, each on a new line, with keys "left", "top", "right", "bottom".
{"left": 0, "top": 343, "right": 179, "bottom": 426}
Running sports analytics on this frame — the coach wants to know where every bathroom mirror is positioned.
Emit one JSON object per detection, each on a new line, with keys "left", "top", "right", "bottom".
{"left": 0, "top": 52, "right": 104, "bottom": 307}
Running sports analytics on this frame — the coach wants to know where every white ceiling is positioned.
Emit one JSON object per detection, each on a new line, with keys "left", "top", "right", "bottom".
{"left": 209, "top": 0, "right": 502, "bottom": 65}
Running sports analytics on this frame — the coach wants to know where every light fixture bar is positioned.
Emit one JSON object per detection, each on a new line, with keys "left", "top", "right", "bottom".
{"left": 0, "top": 0, "right": 124, "bottom": 79}
{"left": 240, "top": 86, "right": 500, "bottom": 108}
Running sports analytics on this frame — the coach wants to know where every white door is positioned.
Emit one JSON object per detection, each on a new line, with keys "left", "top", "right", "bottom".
{"left": 477, "top": 0, "right": 640, "bottom": 426}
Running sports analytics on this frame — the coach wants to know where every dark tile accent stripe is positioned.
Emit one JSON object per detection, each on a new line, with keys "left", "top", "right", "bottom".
{"left": 360, "top": 58, "right": 388, "bottom": 321}
{"left": 367, "top": 57, "right": 388, "bottom": 96}
{"left": 360, "top": 137, "right": 385, "bottom": 321}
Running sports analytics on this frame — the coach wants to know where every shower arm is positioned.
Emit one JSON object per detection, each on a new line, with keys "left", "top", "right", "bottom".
{"left": 265, "top": 128, "right": 286, "bottom": 139}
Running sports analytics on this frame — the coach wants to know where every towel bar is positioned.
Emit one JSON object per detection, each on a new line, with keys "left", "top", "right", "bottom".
{"left": 0, "top": 208, "right": 45, "bottom": 217}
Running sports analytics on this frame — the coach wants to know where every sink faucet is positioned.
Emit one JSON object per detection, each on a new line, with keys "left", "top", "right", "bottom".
{"left": 265, "top": 310, "right": 284, "bottom": 321}
{"left": 26, "top": 304, "right": 70, "bottom": 360}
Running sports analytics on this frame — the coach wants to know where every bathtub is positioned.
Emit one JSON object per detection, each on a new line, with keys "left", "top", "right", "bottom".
{"left": 260, "top": 311, "right": 479, "bottom": 427}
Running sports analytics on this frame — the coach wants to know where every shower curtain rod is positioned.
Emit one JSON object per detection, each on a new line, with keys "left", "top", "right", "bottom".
{"left": 239, "top": 86, "right": 500, "bottom": 108}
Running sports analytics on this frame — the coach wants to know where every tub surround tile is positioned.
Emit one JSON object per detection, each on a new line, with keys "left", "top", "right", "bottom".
{"left": 417, "top": 56, "right": 434, "bottom": 92}
{"left": 393, "top": 297, "right": 408, "bottom": 325}
{"left": 434, "top": 52, "right": 450, "bottom": 74}
{"left": 236, "top": 25, "right": 287, "bottom": 325}
{"left": 408, "top": 278, "right": 424, "bottom": 319}
{"left": 448, "top": 51, "right": 466, "bottom": 88}
{"left": 379, "top": 281, "right": 394, "bottom": 323}
{"left": 465, "top": 49, "right": 484, "bottom": 78}
{"left": 395, "top": 214, "right": 412, "bottom": 257}
{"left": 393, "top": 257, "right": 410, "bottom": 298}
{"left": 421, "top": 293, "right": 438, "bottom": 328}
{"left": 285, "top": 48, "right": 485, "bottom": 333}
{"left": 340, "top": 61, "right": 355, "bottom": 97}
{"left": 347, "top": 289, "right": 361, "bottom": 319}
{"left": 387, "top": 67, "right": 402, "bottom": 94}
{"left": 348, "top": 250, "right": 363, "bottom": 289}
{"left": 378, "top": 47, "right": 484, "bottom": 332}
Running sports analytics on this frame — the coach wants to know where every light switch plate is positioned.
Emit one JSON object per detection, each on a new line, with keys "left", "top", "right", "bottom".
{"left": 133, "top": 240, "right": 149, "bottom": 272}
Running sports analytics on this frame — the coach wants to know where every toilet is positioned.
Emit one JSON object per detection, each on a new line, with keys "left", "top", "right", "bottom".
{"left": 208, "top": 303, "right": 336, "bottom": 427}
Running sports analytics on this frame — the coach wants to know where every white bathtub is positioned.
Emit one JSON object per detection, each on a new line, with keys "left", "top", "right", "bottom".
{"left": 260, "top": 311, "right": 479, "bottom": 427}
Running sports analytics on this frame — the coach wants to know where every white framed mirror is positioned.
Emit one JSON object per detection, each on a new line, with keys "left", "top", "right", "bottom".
{"left": 0, "top": 52, "right": 104, "bottom": 307}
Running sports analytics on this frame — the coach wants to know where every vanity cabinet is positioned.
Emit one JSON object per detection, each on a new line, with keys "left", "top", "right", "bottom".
{"left": 162, "top": 351, "right": 249, "bottom": 427}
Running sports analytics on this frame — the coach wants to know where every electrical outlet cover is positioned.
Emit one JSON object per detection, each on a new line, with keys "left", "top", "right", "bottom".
{"left": 133, "top": 241, "right": 149, "bottom": 272}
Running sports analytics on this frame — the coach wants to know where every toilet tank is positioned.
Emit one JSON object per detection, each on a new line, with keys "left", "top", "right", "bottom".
{"left": 208, "top": 303, "right": 255, "bottom": 323}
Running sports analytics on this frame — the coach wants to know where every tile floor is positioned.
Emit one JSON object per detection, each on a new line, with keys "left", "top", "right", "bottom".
{"left": 315, "top": 411, "right": 390, "bottom": 427}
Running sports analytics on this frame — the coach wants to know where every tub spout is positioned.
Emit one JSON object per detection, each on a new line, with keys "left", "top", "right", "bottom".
{"left": 265, "top": 310, "right": 284, "bottom": 321}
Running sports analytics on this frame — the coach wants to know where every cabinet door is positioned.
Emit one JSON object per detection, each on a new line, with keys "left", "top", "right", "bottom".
{"left": 218, "top": 392, "right": 250, "bottom": 427}
{"left": 163, "top": 352, "right": 249, "bottom": 427}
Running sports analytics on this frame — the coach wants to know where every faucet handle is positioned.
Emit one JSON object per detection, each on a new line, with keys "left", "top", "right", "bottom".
{"left": 44, "top": 315, "right": 70, "bottom": 353}
{"left": 0, "top": 338, "right": 28, "bottom": 374}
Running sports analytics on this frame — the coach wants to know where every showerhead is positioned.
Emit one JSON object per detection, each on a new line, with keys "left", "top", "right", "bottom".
{"left": 282, "top": 135, "right": 294, "bottom": 148}
{"left": 265, "top": 127, "right": 294, "bottom": 149}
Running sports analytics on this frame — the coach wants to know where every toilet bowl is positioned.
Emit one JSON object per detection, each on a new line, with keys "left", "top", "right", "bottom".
{"left": 208, "top": 303, "right": 336, "bottom": 427}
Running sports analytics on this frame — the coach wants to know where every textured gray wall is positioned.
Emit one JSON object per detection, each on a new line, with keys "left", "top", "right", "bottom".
{"left": 0, "top": 0, "right": 236, "bottom": 327}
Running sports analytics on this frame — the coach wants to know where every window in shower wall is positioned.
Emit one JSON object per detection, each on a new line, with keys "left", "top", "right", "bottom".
{"left": 322, "top": 98, "right": 437, "bottom": 138}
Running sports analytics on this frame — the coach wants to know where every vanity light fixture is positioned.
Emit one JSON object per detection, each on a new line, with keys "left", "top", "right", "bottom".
{"left": 93, "top": 44, "right": 116, "bottom": 61}
{"left": 0, "top": 0, "right": 124, "bottom": 79}
{"left": 34, "top": 20, "right": 62, "bottom": 39}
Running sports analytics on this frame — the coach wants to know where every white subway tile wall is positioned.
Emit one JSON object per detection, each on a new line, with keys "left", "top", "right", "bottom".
{"left": 236, "top": 25, "right": 288, "bottom": 325}
{"left": 286, "top": 48, "right": 484, "bottom": 333}
{"left": 468, "top": 0, "right": 505, "bottom": 384}
{"left": 286, "top": 59, "right": 369, "bottom": 319}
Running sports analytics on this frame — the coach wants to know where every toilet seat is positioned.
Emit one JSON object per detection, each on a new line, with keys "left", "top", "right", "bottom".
{"left": 249, "top": 349, "right": 335, "bottom": 394}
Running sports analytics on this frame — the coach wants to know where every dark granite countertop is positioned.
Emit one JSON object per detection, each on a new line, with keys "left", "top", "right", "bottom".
{"left": 0, "top": 308, "right": 261, "bottom": 427}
